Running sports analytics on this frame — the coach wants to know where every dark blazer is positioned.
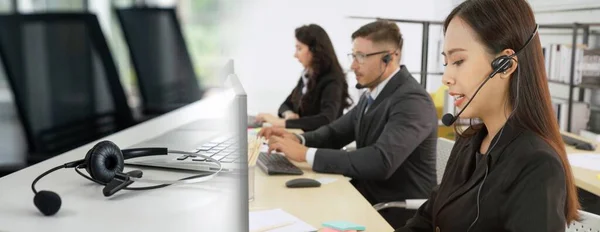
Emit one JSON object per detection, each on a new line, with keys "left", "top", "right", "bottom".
{"left": 398, "top": 121, "right": 568, "bottom": 232}
{"left": 302, "top": 66, "right": 438, "bottom": 228}
{"left": 278, "top": 71, "right": 347, "bottom": 132}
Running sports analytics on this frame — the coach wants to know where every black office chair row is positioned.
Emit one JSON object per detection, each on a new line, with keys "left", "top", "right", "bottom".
{"left": 0, "top": 7, "right": 204, "bottom": 165}
{"left": 116, "top": 7, "right": 205, "bottom": 115}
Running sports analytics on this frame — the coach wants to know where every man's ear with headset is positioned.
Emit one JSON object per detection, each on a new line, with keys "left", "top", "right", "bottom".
{"left": 388, "top": 49, "right": 401, "bottom": 64}
{"left": 379, "top": 49, "right": 401, "bottom": 71}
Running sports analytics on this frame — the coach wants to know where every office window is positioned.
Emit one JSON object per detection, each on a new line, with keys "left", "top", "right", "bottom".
{"left": 4, "top": 0, "right": 222, "bottom": 91}
{"left": 110, "top": 0, "right": 222, "bottom": 88}
{"left": 108, "top": 0, "right": 222, "bottom": 94}
{"left": 42, "top": 0, "right": 85, "bottom": 11}
{"left": 106, "top": 2, "right": 136, "bottom": 96}
{"left": 16, "top": 0, "right": 84, "bottom": 12}
{"left": 177, "top": 0, "right": 221, "bottom": 87}
{"left": 0, "top": 0, "right": 11, "bottom": 12}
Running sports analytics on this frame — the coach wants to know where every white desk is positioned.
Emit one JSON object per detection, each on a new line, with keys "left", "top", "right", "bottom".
{"left": 251, "top": 163, "right": 394, "bottom": 231}
{"left": 250, "top": 140, "right": 394, "bottom": 232}
{"left": 563, "top": 132, "right": 600, "bottom": 196}
{"left": 0, "top": 91, "right": 246, "bottom": 232}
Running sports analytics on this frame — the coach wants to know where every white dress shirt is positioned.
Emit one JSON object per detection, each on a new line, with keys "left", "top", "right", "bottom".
{"left": 301, "top": 69, "right": 309, "bottom": 95}
{"left": 301, "top": 67, "right": 401, "bottom": 168}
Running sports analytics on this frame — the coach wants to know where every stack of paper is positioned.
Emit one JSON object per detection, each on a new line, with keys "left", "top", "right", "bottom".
{"left": 567, "top": 153, "right": 600, "bottom": 171}
{"left": 249, "top": 208, "right": 316, "bottom": 232}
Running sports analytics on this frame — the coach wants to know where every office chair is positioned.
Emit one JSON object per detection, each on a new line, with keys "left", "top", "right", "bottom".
{"left": 0, "top": 13, "right": 135, "bottom": 164}
{"left": 115, "top": 7, "right": 204, "bottom": 116}
{"left": 373, "top": 137, "right": 454, "bottom": 211}
{"left": 567, "top": 210, "right": 600, "bottom": 231}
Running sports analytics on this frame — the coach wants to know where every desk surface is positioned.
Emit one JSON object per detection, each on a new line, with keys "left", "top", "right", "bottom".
{"left": 250, "top": 160, "right": 393, "bottom": 231}
{"left": 247, "top": 129, "right": 600, "bottom": 232}
{"left": 0, "top": 91, "right": 246, "bottom": 232}
{"left": 0, "top": 88, "right": 11, "bottom": 102}
{"left": 563, "top": 132, "right": 600, "bottom": 196}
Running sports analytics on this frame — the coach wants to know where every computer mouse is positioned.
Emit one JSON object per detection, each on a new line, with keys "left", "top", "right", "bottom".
{"left": 576, "top": 143, "right": 596, "bottom": 151}
{"left": 285, "top": 178, "right": 321, "bottom": 188}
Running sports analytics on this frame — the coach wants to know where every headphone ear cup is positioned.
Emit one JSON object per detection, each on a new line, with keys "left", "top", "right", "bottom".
{"left": 382, "top": 54, "right": 391, "bottom": 64}
{"left": 84, "top": 148, "right": 94, "bottom": 176}
{"left": 491, "top": 56, "right": 512, "bottom": 73}
{"left": 84, "top": 141, "right": 125, "bottom": 184}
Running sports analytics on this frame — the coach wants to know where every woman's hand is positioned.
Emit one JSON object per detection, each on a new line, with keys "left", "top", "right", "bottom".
{"left": 256, "top": 113, "right": 286, "bottom": 127}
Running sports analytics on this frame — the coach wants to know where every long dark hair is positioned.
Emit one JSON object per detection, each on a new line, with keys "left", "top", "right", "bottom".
{"left": 444, "top": 0, "right": 580, "bottom": 222}
{"left": 293, "top": 24, "right": 352, "bottom": 110}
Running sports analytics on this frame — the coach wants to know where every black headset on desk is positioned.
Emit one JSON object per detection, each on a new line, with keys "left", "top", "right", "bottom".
{"left": 31, "top": 140, "right": 222, "bottom": 216}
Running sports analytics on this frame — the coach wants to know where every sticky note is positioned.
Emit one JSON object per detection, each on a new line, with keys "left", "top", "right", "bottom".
{"left": 322, "top": 221, "right": 365, "bottom": 231}
{"left": 320, "top": 228, "right": 342, "bottom": 232}
{"left": 321, "top": 228, "right": 359, "bottom": 232}
{"left": 597, "top": 174, "right": 600, "bottom": 180}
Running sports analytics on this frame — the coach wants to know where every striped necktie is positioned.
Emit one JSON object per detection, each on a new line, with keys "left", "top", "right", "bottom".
{"left": 367, "top": 95, "right": 374, "bottom": 107}
{"left": 364, "top": 95, "right": 375, "bottom": 114}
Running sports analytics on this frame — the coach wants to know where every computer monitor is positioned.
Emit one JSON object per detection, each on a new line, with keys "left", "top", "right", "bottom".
{"left": 224, "top": 59, "right": 234, "bottom": 76}
{"left": 218, "top": 59, "right": 235, "bottom": 85}
{"left": 223, "top": 73, "right": 248, "bottom": 165}
{"left": 222, "top": 72, "right": 249, "bottom": 230}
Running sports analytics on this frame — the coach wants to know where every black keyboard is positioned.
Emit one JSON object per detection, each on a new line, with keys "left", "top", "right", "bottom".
{"left": 257, "top": 152, "right": 303, "bottom": 175}
{"left": 175, "top": 136, "right": 241, "bottom": 163}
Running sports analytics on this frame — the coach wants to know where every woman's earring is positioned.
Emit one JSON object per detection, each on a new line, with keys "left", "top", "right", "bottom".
{"left": 500, "top": 71, "right": 510, "bottom": 79}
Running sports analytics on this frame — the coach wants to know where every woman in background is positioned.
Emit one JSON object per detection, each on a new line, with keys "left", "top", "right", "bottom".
{"left": 255, "top": 24, "right": 353, "bottom": 132}
{"left": 398, "top": 0, "right": 579, "bottom": 231}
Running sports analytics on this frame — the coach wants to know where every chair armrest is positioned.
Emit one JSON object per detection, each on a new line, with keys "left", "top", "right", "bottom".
{"left": 373, "top": 199, "right": 427, "bottom": 211}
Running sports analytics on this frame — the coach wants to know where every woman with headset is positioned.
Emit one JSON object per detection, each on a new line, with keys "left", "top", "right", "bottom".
{"left": 397, "top": 0, "right": 579, "bottom": 231}
{"left": 255, "top": 24, "right": 353, "bottom": 132}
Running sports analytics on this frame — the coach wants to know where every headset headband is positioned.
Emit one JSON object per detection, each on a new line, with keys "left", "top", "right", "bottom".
{"left": 512, "top": 24, "right": 539, "bottom": 57}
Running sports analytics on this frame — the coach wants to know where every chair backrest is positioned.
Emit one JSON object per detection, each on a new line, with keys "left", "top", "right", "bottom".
{"left": 436, "top": 137, "right": 454, "bottom": 184}
{"left": 0, "top": 13, "right": 134, "bottom": 162}
{"left": 115, "top": 7, "right": 203, "bottom": 115}
{"left": 567, "top": 210, "right": 600, "bottom": 231}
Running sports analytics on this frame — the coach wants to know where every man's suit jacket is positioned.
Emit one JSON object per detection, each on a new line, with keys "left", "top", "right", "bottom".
{"left": 302, "top": 65, "right": 438, "bottom": 206}
{"left": 278, "top": 71, "right": 348, "bottom": 132}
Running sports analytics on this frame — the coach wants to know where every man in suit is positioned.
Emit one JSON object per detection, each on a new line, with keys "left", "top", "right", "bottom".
{"left": 259, "top": 20, "right": 438, "bottom": 229}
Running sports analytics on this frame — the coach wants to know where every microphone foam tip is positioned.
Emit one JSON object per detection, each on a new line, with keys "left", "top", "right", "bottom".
{"left": 34, "top": 190, "right": 61, "bottom": 216}
{"left": 442, "top": 113, "right": 455, "bottom": 126}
